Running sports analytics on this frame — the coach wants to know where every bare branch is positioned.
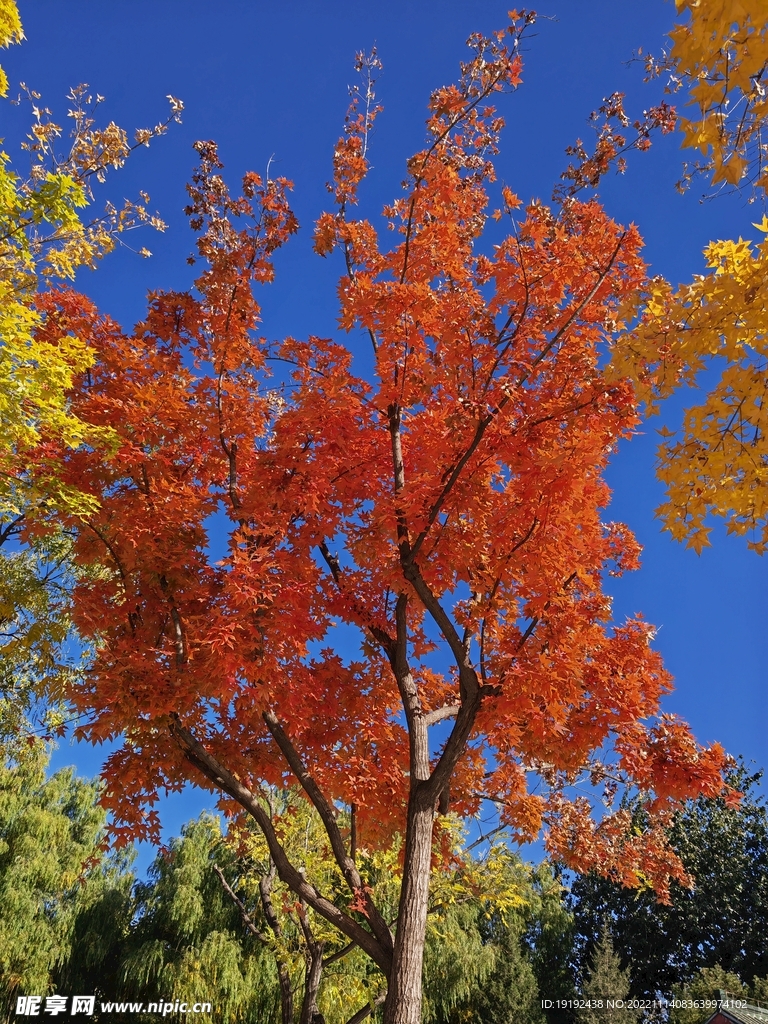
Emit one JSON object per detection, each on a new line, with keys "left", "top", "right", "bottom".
{"left": 257, "top": 865, "right": 295, "bottom": 1024}
{"left": 212, "top": 863, "right": 270, "bottom": 944}
{"left": 159, "top": 575, "right": 187, "bottom": 667}
{"left": 388, "top": 403, "right": 410, "bottom": 561}
{"left": 423, "top": 704, "right": 460, "bottom": 727}
{"left": 422, "top": 689, "right": 483, "bottom": 805}
{"left": 350, "top": 801, "right": 357, "bottom": 864}
{"left": 465, "top": 823, "right": 509, "bottom": 853}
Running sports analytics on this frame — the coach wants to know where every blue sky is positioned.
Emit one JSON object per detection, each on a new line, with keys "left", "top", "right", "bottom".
{"left": 6, "top": 0, "right": 765, "bottom": 870}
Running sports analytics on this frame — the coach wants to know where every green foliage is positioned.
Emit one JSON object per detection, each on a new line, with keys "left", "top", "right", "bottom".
{"left": 473, "top": 916, "right": 544, "bottom": 1024}
{"left": 0, "top": 526, "right": 86, "bottom": 739}
{"left": 121, "top": 816, "right": 276, "bottom": 1024}
{"left": 670, "top": 965, "right": 746, "bottom": 1024}
{"left": 420, "top": 857, "right": 575, "bottom": 1024}
{"left": 577, "top": 925, "right": 637, "bottom": 1024}
{"left": 422, "top": 902, "right": 499, "bottom": 1024}
{"left": 51, "top": 848, "right": 135, "bottom": 1014}
{"left": 569, "top": 761, "right": 768, "bottom": 999}
{"left": 523, "top": 864, "right": 578, "bottom": 1024}
{"left": 666, "top": 965, "right": 768, "bottom": 1024}
{"left": 0, "top": 737, "right": 120, "bottom": 1020}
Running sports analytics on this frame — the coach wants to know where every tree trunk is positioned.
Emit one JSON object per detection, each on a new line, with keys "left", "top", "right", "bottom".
{"left": 299, "top": 938, "right": 325, "bottom": 1024}
{"left": 382, "top": 790, "right": 435, "bottom": 1024}
{"left": 298, "top": 903, "right": 326, "bottom": 1024}
{"left": 277, "top": 963, "right": 295, "bottom": 1024}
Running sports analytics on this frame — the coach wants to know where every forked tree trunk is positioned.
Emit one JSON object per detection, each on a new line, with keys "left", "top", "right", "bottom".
{"left": 383, "top": 791, "right": 435, "bottom": 1024}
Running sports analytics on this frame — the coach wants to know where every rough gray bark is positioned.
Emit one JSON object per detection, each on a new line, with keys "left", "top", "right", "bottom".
{"left": 382, "top": 794, "right": 435, "bottom": 1024}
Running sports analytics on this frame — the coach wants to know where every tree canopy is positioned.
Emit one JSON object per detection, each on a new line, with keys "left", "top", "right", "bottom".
{"left": 18, "top": 14, "right": 737, "bottom": 1024}
{"left": 609, "top": 0, "right": 768, "bottom": 552}
{"left": 569, "top": 761, "right": 768, "bottom": 1000}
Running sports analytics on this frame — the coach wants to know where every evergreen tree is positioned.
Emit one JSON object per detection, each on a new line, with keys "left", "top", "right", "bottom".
{"left": 525, "top": 864, "right": 579, "bottom": 1024}
{"left": 750, "top": 976, "right": 768, "bottom": 1005}
{"left": 473, "top": 915, "right": 544, "bottom": 1024}
{"left": 577, "top": 925, "right": 638, "bottom": 1024}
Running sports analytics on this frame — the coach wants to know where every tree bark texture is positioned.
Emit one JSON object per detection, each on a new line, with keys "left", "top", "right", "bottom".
{"left": 382, "top": 791, "right": 435, "bottom": 1024}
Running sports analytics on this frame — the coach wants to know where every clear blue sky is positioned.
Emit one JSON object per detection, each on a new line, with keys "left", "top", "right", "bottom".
{"left": 7, "top": 0, "right": 765, "bottom": 870}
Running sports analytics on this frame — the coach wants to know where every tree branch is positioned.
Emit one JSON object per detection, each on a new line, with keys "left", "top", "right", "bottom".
{"left": 318, "top": 541, "right": 395, "bottom": 659}
{"left": 296, "top": 903, "right": 326, "bottom": 1024}
{"left": 423, "top": 690, "right": 483, "bottom": 805}
{"left": 323, "top": 940, "right": 357, "bottom": 968}
{"left": 83, "top": 520, "right": 128, "bottom": 587}
{"left": 0, "top": 512, "right": 25, "bottom": 548}
{"left": 401, "top": 558, "right": 478, "bottom": 705}
{"left": 388, "top": 403, "right": 411, "bottom": 561}
{"left": 423, "top": 704, "right": 460, "bottom": 727}
{"left": 212, "top": 862, "right": 270, "bottom": 944}
{"left": 393, "top": 593, "right": 420, "bottom": 723}
{"left": 168, "top": 714, "right": 392, "bottom": 974}
{"left": 410, "top": 231, "right": 628, "bottom": 561}
{"left": 345, "top": 991, "right": 388, "bottom": 1024}
{"left": 257, "top": 863, "right": 295, "bottom": 1024}
{"left": 261, "top": 710, "right": 394, "bottom": 958}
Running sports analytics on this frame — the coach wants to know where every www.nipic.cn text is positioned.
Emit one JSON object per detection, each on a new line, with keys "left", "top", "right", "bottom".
{"left": 15, "top": 996, "right": 212, "bottom": 1017}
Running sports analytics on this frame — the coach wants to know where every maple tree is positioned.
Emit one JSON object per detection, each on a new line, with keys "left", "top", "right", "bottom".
{"left": 608, "top": 224, "right": 768, "bottom": 556}
{"left": 658, "top": 0, "right": 768, "bottom": 193}
{"left": 548, "top": 1, "right": 768, "bottom": 554}
{"left": 0, "top": 0, "right": 21, "bottom": 99}
{"left": 572, "top": 0, "right": 768, "bottom": 198}
{"left": 36, "top": 15, "right": 733, "bottom": 1024}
